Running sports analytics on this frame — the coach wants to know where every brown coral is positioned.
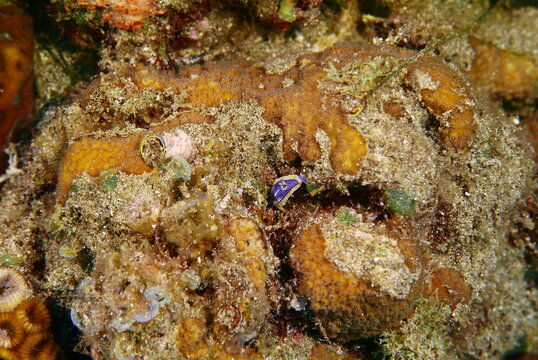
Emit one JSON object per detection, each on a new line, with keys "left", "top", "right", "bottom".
{"left": 0, "top": 270, "right": 56, "bottom": 360}
{"left": 17, "top": 333, "right": 57, "bottom": 360}
{"left": 0, "top": 312, "right": 24, "bottom": 349}
{"left": 0, "top": 5, "right": 34, "bottom": 169}
{"left": 309, "top": 343, "right": 362, "bottom": 360}
{"left": 0, "top": 268, "right": 30, "bottom": 313}
{"left": 426, "top": 267, "right": 472, "bottom": 308}
{"left": 14, "top": 300, "right": 51, "bottom": 335}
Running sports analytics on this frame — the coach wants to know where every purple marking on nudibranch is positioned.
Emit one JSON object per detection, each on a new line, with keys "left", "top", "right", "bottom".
{"left": 271, "top": 175, "right": 308, "bottom": 211}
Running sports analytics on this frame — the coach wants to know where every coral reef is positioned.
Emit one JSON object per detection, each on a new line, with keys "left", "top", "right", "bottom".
{"left": 28, "top": 41, "right": 533, "bottom": 358}
{"left": 1, "top": 0, "right": 538, "bottom": 359}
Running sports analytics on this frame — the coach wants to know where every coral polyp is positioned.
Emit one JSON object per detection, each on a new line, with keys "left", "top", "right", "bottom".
{"left": 0, "top": 268, "right": 30, "bottom": 313}
{"left": 15, "top": 300, "right": 51, "bottom": 334}
{"left": 0, "top": 312, "right": 24, "bottom": 349}
{"left": 0, "top": 269, "right": 57, "bottom": 360}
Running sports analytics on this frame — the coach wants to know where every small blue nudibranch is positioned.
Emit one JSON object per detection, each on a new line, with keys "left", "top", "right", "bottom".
{"left": 271, "top": 175, "right": 308, "bottom": 211}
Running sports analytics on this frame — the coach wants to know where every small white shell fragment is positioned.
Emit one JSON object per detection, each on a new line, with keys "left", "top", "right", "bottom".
{"left": 161, "top": 128, "right": 193, "bottom": 159}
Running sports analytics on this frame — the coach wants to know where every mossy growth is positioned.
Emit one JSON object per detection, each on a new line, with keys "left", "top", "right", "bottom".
{"left": 321, "top": 57, "right": 400, "bottom": 98}
{"left": 379, "top": 298, "right": 454, "bottom": 359}
{"left": 306, "top": 182, "right": 324, "bottom": 196}
{"left": 335, "top": 206, "right": 360, "bottom": 226}
{"left": 385, "top": 188, "right": 416, "bottom": 216}
{"left": 97, "top": 170, "right": 120, "bottom": 191}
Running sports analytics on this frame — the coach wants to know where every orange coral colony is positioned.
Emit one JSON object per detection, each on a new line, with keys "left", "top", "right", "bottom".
{"left": 290, "top": 218, "right": 423, "bottom": 340}
{"left": 57, "top": 44, "right": 481, "bottom": 203}
{"left": 468, "top": 36, "right": 538, "bottom": 101}
{"left": 0, "top": 5, "right": 34, "bottom": 167}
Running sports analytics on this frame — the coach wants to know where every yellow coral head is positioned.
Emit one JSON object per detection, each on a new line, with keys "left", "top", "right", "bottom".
{"left": 0, "top": 312, "right": 25, "bottom": 349}
{"left": 15, "top": 299, "right": 51, "bottom": 334}
{"left": 18, "top": 333, "right": 57, "bottom": 360}
{"left": 0, "top": 267, "right": 30, "bottom": 312}
{"left": 0, "top": 347, "right": 20, "bottom": 360}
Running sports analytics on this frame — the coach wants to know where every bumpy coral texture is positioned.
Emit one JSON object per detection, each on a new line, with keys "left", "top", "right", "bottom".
{"left": 57, "top": 44, "right": 480, "bottom": 203}
{"left": 75, "top": 0, "right": 167, "bottom": 30}
{"left": 0, "top": 268, "right": 57, "bottom": 360}
{"left": 468, "top": 36, "right": 538, "bottom": 101}
{"left": 291, "top": 218, "right": 423, "bottom": 340}
{"left": 0, "top": 5, "right": 34, "bottom": 166}
{"left": 0, "top": 267, "right": 30, "bottom": 313}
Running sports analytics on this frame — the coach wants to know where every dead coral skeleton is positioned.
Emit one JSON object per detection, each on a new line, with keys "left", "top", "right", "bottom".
{"left": 0, "top": 144, "right": 22, "bottom": 184}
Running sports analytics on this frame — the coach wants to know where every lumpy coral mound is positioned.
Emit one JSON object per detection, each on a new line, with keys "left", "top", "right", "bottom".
{"left": 57, "top": 43, "right": 481, "bottom": 203}
{"left": 1, "top": 39, "right": 537, "bottom": 360}
{"left": 290, "top": 215, "right": 423, "bottom": 340}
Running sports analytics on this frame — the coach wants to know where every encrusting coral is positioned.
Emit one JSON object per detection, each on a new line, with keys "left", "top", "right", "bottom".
{"left": 468, "top": 36, "right": 538, "bottom": 101}
{"left": 290, "top": 212, "right": 423, "bottom": 340}
{"left": 0, "top": 5, "right": 34, "bottom": 170}
{"left": 56, "top": 43, "right": 482, "bottom": 203}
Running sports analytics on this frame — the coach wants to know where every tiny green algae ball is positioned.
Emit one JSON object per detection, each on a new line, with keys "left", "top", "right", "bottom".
{"left": 0, "top": 254, "right": 20, "bottom": 266}
{"left": 385, "top": 188, "right": 416, "bottom": 216}
{"left": 278, "top": 0, "right": 297, "bottom": 22}
{"left": 98, "top": 170, "right": 120, "bottom": 191}
{"left": 336, "top": 206, "right": 360, "bottom": 226}
{"left": 165, "top": 156, "right": 192, "bottom": 180}
{"left": 306, "top": 182, "right": 324, "bottom": 196}
{"left": 59, "top": 246, "right": 79, "bottom": 259}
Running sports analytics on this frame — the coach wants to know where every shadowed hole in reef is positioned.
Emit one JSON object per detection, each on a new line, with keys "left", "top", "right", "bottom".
{"left": 359, "top": 0, "right": 391, "bottom": 18}
{"left": 48, "top": 299, "right": 92, "bottom": 360}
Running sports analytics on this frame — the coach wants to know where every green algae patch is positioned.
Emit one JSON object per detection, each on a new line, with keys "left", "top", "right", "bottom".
{"left": 0, "top": 254, "right": 20, "bottom": 266}
{"left": 59, "top": 246, "right": 79, "bottom": 259}
{"left": 385, "top": 188, "right": 416, "bottom": 216}
{"left": 98, "top": 170, "right": 120, "bottom": 191}
{"left": 335, "top": 206, "right": 360, "bottom": 226}
{"left": 278, "top": 0, "right": 297, "bottom": 22}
